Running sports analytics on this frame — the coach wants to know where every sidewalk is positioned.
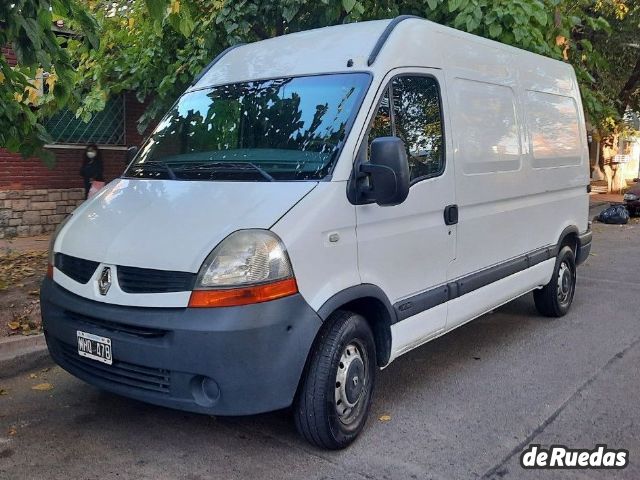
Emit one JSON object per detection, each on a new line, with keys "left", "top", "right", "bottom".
{"left": 589, "top": 192, "right": 624, "bottom": 207}
{"left": 0, "top": 234, "right": 49, "bottom": 255}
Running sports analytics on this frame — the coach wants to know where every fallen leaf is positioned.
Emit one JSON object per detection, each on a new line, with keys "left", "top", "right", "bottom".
{"left": 379, "top": 414, "right": 392, "bottom": 422}
{"left": 7, "top": 321, "right": 20, "bottom": 330}
{"left": 8, "top": 426, "right": 17, "bottom": 436}
{"left": 0, "top": 389, "right": 8, "bottom": 395}
{"left": 31, "top": 383, "right": 53, "bottom": 391}
{"left": 28, "top": 373, "right": 38, "bottom": 379}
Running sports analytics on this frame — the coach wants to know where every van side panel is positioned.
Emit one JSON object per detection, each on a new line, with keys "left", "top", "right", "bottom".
{"left": 438, "top": 30, "right": 589, "bottom": 285}
{"left": 370, "top": 19, "right": 589, "bottom": 353}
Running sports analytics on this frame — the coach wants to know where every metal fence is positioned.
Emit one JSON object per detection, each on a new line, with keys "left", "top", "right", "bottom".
{"left": 44, "top": 96, "right": 125, "bottom": 145}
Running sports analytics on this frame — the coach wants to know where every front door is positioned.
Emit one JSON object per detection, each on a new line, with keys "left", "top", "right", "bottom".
{"left": 355, "top": 69, "right": 456, "bottom": 357}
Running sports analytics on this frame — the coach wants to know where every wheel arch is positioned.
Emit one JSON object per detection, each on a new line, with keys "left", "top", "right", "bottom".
{"left": 557, "top": 225, "right": 579, "bottom": 255}
{"left": 317, "top": 284, "right": 396, "bottom": 367}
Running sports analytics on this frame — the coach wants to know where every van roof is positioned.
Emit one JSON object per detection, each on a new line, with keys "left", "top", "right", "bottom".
{"left": 191, "top": 17, "right": 575, "bottom": 95}
{"left": 192, "top": 19, "right": 391, "bottom": 89}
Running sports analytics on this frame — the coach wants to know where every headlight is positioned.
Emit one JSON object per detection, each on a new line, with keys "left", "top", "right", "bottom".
{"left": 623, "top": 193, "right": 639, "bottom": 201}
{"left": 47, "top": 214, "right": 73, "bottom": 278}
{"left": 189, "top": 230, "right": 297, "bottom": 307}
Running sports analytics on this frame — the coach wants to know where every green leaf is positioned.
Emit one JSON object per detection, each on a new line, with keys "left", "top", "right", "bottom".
{"left": 448, "top": 0, "right": 461, "bottom": 13}
{"left": 22, "top": 18, "right": 44, "bottom": 50}
{"left": 342, "top": 0, "right": 356, "bottom": 14}
{"left": 283, "top": 5, "right": 299, "bottom": 22}
{"left": 580, "top": 39, "right": 593, "bottom": 52}
{"left": 144, "top": 0, "right": 166, "bottom": 22}
{"left": 426, "top": 0, "right": 438, "bottom": 10}
{"left": 178, "top": 15, "right": 195, "bottom": 37}
{"left": 532, "top": 9, "right": 547, "bottom": 26}
{"left": 489, "top": 23, "right": 502, "bottom": 38}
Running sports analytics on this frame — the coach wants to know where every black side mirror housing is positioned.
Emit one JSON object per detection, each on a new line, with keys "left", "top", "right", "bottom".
{"left": 358, "top": 136, "right": 410, "bottom": 206}
{"left": 126, "top": 146, "right": 139, "bottom": 163}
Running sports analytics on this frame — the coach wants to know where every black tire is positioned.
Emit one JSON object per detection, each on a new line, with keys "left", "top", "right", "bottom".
{"left": 293, "top": 310, "right": 376, "bottom": 449}
{"left": 534, "top": 245, "right": 576, "bottom": 317}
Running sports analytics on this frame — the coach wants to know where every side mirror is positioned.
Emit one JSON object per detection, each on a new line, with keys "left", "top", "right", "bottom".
{"left": 126, "top": 146, "right": 139, "bottom": 163}
{"left": 359, "top": 137, "right": 410, "bottom": 206}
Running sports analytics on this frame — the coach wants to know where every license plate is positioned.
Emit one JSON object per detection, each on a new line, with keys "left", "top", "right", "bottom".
{"left": 77, "top": 330, "right": 112, "bottom": 365}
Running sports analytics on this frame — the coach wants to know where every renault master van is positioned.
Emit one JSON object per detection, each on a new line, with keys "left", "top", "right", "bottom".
{"left": 41, "top": 16, "right": 592, "bottom": 449}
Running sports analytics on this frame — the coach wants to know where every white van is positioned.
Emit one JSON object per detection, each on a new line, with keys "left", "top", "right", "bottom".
{"left": 41, "top": 16, "right": 592, "bottom": 449}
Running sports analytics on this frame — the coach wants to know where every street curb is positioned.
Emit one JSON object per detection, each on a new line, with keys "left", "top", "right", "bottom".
{"left": 0, "top": 334, "right": 52, "bottom": 378}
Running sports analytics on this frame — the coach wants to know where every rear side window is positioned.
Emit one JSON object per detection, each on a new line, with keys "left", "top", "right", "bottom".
{"left": 368, "top": 75, "right": 444, "bottom": 183}
{"left": 525, "top": 91, "right": 582, "bottom": 168}
{"left": 450, "top": 78, "right": 521, "bottom": 174}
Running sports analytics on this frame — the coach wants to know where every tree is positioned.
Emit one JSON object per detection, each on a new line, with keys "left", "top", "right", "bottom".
{"left": 557, "top": 0, "right": 640, "bottom": 136}
{"left": 4, "top": 0, "right": 640, "bottom": 159}
{"left": 0, "top": 0, "right": 98, "bottom": 161}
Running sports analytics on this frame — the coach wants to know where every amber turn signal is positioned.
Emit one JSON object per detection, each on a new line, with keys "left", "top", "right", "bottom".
{"left": 188, "top": 278, "right": 298, "bottom": 308}
{"left": 46, "top": 263, "right": 54, "bottom": 279}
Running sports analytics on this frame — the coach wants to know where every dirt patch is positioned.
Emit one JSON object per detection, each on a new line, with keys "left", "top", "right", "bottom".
{"left": 0, "top": 249, "right": 47, "bottom": 338}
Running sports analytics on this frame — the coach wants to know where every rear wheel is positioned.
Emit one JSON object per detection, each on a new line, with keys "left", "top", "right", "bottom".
{"left": 294, "top": 310, "right": 376, "bottom": 449}
{"left": 534, "top": 245, "right": 576, "bottom": 317}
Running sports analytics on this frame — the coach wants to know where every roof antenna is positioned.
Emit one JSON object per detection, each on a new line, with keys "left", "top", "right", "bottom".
{"left": 347, "top": 59, "right": 354, "bottom": 67}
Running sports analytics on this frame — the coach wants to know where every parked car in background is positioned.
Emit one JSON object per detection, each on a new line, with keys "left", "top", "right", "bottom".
{"left": 41, "top": 16, "right": 591, "bottom": 449}
{"left": 624, "top": 181, "right": 640, "bottom": 215}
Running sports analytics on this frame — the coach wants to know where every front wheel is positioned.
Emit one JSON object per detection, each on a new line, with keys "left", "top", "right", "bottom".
{"left": 534, "top": 245, "right": 576, "bottom": 317}
{"left": 294, "top": 310, "right": 376, "bottom": 449}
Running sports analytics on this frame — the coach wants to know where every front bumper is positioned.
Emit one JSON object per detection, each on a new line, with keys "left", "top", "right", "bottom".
{"left": 41, "top": 278, "right": 322, "bottom": 416}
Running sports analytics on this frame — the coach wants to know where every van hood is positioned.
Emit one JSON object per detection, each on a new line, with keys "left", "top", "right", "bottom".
{"left": 56, "top": 179, "right": 316, "bottom": 273}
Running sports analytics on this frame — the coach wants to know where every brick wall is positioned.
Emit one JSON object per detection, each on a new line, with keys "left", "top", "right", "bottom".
{"left": 2, "top": 46, "right": 17, "bottom": 66}
{"left": 0, "top": 147, "right": 129, "bottom": 190}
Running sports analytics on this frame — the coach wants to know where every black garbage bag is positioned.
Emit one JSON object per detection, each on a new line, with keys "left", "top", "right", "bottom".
{"left": 597, "top": 205, "right": 629, "bottom": 224}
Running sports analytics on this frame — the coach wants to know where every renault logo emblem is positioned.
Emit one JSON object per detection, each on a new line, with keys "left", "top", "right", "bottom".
{"left": 98, "top": 267, "right": 112, "bottom": 296}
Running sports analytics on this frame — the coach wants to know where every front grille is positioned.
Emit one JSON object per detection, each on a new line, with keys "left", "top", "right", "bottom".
{"left": 65, "top": 310, "right": 167, "bottom": 338}
{"left": 59, "top": 341, "right": 171, "bottom": 394}
{"left": 55, "top": 252, "right": 195, "bottom": 293}
{"left": 55, "top": 253, "right": 99, "bottom": 284}
{"left": 117, "top": 265, "right": 196, "bottom": 293}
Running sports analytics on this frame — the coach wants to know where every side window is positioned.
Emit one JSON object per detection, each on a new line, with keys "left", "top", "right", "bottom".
{"left": 392, "top": 76, "right": 444, "bottom": 181}
{"left": 367, "top": 76, "right": 445, "bottom": 182}
{"left": 367, "top": 87, "right": 392, "bottom": 151}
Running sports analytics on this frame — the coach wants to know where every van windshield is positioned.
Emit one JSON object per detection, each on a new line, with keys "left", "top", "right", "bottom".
{"left": 125, "top": 73, "right": 370, "bottom": 181}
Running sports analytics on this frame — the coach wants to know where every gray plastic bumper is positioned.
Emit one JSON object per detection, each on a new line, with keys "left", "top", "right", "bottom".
{"left": 576, "top": 227, "right": 592, "bottom": 265}
{"left": 41, "top": 278, "right": 322, "bottom": 416}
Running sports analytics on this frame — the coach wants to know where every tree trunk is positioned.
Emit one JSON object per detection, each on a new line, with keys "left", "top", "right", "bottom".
{"left": 619, "top": 53, "right": 640, "bottom": 115}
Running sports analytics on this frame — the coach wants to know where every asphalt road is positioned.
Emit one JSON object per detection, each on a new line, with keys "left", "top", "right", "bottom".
{"left": 1, "top": 218, "right": 639, "bottom": 480}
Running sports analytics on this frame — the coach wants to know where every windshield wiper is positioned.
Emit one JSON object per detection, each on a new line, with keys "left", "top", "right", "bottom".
{"left": 133, "top": 160, "right": 177, "bottom": 180}
{"left": 172, "top": 161, "right": 275, "bottom": 182}
{"left": 245, "top": 163, "right": 275, "bottom": 182}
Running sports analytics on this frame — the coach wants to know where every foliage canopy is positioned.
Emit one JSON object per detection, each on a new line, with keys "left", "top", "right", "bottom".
{"left": 2, "top": 0, "right": 639, "bottom": 159}
{"left": 0, "top": 0, "right": 97, "bottom": 161}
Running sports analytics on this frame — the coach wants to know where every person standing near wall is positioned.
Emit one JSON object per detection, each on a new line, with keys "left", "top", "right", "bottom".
{"left": 79, "top": 144, "right": 104, "bottom": 199}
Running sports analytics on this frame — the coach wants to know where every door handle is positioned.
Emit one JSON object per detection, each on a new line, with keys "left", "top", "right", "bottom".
{"left": 444, "top": 204, "right": 458, "bottom": 226}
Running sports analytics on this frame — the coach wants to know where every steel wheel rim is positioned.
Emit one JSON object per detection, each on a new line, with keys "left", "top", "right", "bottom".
{"left": 557, "top": 261, "right": 574, "bottom": 306}
{"left": 334, "top": 341, "right": 368, "bottom": 425}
